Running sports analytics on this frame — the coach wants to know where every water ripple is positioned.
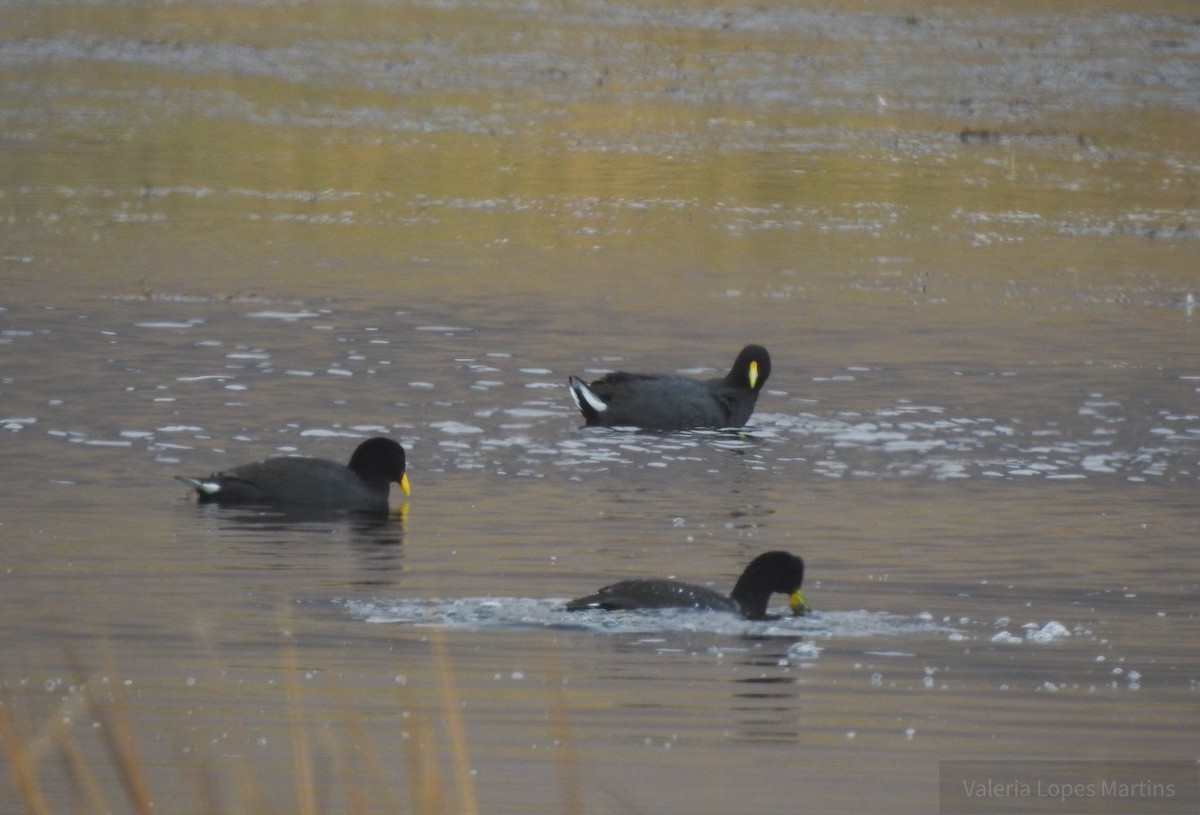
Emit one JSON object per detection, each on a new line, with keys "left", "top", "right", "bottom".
{"left": 408, "top": 396, "right": 1200, "bottom": 484}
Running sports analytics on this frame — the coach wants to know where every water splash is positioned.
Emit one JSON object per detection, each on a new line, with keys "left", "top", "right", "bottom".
{"left": 338, "top": 596, "right": 960, "bottom": 641}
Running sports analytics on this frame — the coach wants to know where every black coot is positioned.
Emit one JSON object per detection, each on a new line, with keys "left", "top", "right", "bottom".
{"left": 566, "top": 550, "right": 809, "bottom": 620}
{"left": 176, "top": 437, "right": 410, "bottom": 513}
{"left": 567, "top": 344, "right": 771, "bottom": 430}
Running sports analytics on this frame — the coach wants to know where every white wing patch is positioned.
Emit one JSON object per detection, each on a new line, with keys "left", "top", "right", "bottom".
{"left": 177, "top": 475, "right": 222, "bottom": 494}
{"left": 570, "top": 378, "right": 608, "bottom": 413}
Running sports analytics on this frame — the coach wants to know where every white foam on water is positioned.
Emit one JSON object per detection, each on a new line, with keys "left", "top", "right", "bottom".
{"left": 1023, "top": 620, "right": 1072, "bottom": 643}
{"left": 431, "top": 421, "right": 484, "bottom": 435}
{"left": 136, "top": 320, "right": 203, "bottom": 329}
{"left": 338, "top": 597, "right": 961, "bottom": 643}
{"left": 244, "top": 310, "right": 322, "bottom": 321}
{"left": 298, "top": 428, "right": 365, "bottom": 438}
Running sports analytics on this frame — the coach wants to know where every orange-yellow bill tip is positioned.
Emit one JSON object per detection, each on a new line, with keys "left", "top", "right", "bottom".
{"left": 399, "top": 472, "right": 411, "bottom": 496}
{"left": 789, "top": 589, "right": 811, "bottom": 617}
{"left": 748, "top": 359, "right": 759, "bottom": 389}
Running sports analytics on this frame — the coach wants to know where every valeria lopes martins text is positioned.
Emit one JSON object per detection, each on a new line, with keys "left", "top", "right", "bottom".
{"left": 961, "top": 778, "right": 1179, "bottom": 801}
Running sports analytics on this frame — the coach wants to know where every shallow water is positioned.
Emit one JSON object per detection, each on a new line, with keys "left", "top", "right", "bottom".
{"left": 2, "top": 2, "right": 1199, "bottom": 813}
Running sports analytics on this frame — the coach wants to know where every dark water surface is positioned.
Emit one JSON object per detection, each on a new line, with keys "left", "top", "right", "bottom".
{"left": 2, "top": 2, "right": 1198, "bottom": 813}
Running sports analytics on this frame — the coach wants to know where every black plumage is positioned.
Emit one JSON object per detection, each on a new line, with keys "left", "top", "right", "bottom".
{"left": 176, "top": 437, "right": 410, "bottom": 513}
{"left": 566, "top": 551, "right": 809, "bottom": 620}
{"left": 568, "top": 344, "right": 771, "bottom": 430}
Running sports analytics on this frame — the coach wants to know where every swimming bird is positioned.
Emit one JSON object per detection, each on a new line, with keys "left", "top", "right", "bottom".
{"left": 567, "top": 344, "right": 771, "bottom": 430}
{"left": 566, "top": 550, "right": 809, "bottom": 620}
{"left": 176, "top": 437, "right": 410, "bottom": 512}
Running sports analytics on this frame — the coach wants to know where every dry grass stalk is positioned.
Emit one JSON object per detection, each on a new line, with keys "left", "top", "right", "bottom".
{"left": 328, "top": 683, "right": 401, "bottom": 815}
{"left": 1, "top": 628, "right": 594, "bottom": 815}
{"left": 547, "top": 649, "right": 583, "bottom": 815}
{"left": 281, "top": 631, "right": 320, "bottom": 815}
{"left": 0, "top": 695, "right": 53, "bottom": 815}
{"left": 431, "top": 629, "right": 479, "bottom": 815}
{"left": 66, "top": 653, "right": 155, "bottom": 815}
{"left": 52, "top": 710, "right": 112, "bottom": 814}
